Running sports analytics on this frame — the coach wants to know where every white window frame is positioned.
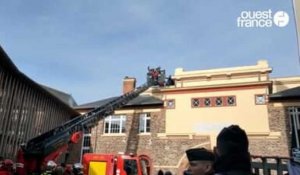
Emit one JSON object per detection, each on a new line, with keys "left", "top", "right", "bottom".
{"left": 139, "top": 113, "right": 151, "bottom": 133}
{"left": 104, "top": 115, "right": 126, "bottom": 134}
{"left": 80, "top": 131, "right": 91, "bottom": 162}
{"left": 82, "top": 133, "right": 91, "bottom": 151}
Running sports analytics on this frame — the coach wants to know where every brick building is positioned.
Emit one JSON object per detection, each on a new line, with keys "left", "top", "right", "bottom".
{"left": 75, "top": 60, "right": 300, "bottom": 174}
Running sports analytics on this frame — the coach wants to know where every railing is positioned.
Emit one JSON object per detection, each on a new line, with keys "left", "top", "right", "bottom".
{"left": 251, "top": 155, "right": 290, "bottom": 175}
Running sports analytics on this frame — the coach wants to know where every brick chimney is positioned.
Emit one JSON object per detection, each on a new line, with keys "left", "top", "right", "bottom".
{"left": 123, "top": 77, "right": 136, "bottom": 94}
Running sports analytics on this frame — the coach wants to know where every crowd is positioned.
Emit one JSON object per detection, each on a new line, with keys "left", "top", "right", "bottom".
{"left": 158, "top": 125, "right": 252, "bottom": 175}
{"left": 41, "top": 162, "right": 83, "bottom": 175}
{"left": 0, "top": 158, "right": 83, "bottom": 175}
{"left": 1, "top": 124, "right": 295, "bottom": 175}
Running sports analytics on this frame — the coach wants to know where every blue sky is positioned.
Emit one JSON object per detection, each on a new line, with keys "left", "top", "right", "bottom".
{"left": 0, "top": 0, "right": 299, "bottom": 104}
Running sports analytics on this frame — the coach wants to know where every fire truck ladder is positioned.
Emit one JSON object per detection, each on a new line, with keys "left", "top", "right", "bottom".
{"left": 23, "top": 83, "right": 150, "bottom": 157}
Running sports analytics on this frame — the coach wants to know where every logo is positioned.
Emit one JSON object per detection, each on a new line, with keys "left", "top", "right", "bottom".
{"left": 273, "top": 11, "right": 289, "bottom": 27}
{"left": 237, "top": 9, "right": 289, "bottom": 28}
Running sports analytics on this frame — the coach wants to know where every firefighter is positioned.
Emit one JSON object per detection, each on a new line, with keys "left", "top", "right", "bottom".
{"left": 72, "top": 163, "right": 83, "bottom": 175}
{"left": 63, "top": 164, "right": 73, "bottom": 175}
{"left": 184, "top": 148, "right": 215, "bottom": 175}
{"left": 148, "top": 67, "right": 160, "bottom": 85}
{"left": 42, "top": 161, "right": 57, "bottom": 175}
{"left": 54, "top": 163, "right": 65, "bottom": 175}
{"left": 166, "top": 75, "right": 175, "bottom": 86}
{"left": 0, "top": 159, "right": 14, "bottom": 175}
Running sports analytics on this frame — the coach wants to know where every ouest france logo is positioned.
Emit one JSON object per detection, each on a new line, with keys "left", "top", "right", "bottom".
{"left": 237, "top": 9, "right": 289, "bottom": 28}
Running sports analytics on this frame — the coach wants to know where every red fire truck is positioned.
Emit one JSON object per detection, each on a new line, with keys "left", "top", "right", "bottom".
{"left": 82, "top": 153, "right": 151, "bottom": 175}
{"left": 5, "top": 67, "right": 166, "bottom": 175}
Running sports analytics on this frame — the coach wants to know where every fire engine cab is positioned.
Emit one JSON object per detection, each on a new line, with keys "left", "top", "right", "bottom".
{"left": 82, "top": 153, "right": 151, "bottom": 175}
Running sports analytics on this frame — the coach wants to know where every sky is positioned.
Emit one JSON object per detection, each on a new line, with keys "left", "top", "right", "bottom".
{"left": 0, "top": 0, "right": 299, "bottom": 105}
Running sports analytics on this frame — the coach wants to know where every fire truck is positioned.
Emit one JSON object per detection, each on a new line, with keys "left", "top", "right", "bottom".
{"left": 9, "top": 67, "right": 166, "bottom": 175}
{"left": 82, "top": 153, "right": 151, "bottom": 175}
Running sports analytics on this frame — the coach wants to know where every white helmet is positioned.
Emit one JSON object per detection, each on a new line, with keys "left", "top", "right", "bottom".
{"left": 46, "top": 161, "right": 57, "bottom": 169}
{"left": 73, "top": 163, "right": 83, "bottom": 169}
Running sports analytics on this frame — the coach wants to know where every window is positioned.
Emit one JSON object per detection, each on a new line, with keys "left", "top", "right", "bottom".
{"left": 124, "top": 159, "right": 138, "bottom": 175}
{"left": 81, "top": 129, "right": 91, "bottom": 158}
{"left": 216, "top": 97, "right": 223, "bottom": 106}
{"left": 227, "top": 96, "right": 236, "bottom": 106}
{"left": 255, "top": 94, "right": 266, "bottom": 105}
{"left": 204, "top": 98, "right": 211, "bottom": 107}
{"left": 139, "top": 113, "right": 151, "bottom": 133}
{"left": 192, "top": 96, "right": 236, "bottom": 108}
{"left": 192, "top": 98, "right": 200, "bottom": 108}
{"left": 166, "top": 99, "right": 175, "bottom": 109}
{"left": 104, "top": 115, "right": 126, "bottom": 134}
{"left": 82, "top": 133, "right": 91, "bottom": 154}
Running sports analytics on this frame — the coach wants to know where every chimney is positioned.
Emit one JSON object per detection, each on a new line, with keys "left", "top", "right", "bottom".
{"left": 123, "top": 77, "right": 136, "bottom": 94}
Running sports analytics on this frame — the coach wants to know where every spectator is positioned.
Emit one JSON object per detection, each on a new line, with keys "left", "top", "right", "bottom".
{"left": 214, "top": 125, "right": 252, "bottom": 175}
{"left": 54, "top": 163, "right": 65, "bottom": 175}
{"left": 185, "top": 148, "right": 215, "bottom": 175}
{"left": 72, "top": 163, "right": 83, "bottom": 175}
{"left": 157, "top": 169, "right": 164, "bottom": 175}
{"left": 165, "top": 171, "right": 172, "bottom": 175}
{"left": 63, "top": 164, "right": 73, "bottom": 175}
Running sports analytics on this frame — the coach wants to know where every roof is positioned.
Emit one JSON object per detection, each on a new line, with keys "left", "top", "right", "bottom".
{"left": 42, "top": 85, "right": 78, "bottom": 107}
{"left": 0, "top": 45, "right": 79, "bottom": 116}
{"left": 75, "top": 96, "right": 119, "bottom": 109}
{"left": 269, "top": 86, "right": 300, "bottom": 100}
{"left": 174, "top": 60, "right": 272, "bottom": 79}
{"left": 75, "top": 95, "right": 163, "bottom": 109}
{"left": 0, "top": 46, "right": 19, "bottom": 73}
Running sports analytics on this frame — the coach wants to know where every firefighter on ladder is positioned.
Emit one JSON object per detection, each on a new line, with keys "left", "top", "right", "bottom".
{"left": 148, "top": 66, "right": 162, "bottom": 86}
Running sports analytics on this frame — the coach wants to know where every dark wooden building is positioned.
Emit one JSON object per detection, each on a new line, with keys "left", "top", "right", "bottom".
{"left": 0, "top": 46, "right": 80, "bottom": 160}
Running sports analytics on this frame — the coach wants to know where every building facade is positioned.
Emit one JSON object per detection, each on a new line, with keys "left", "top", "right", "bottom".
{"left": 75, "top": 60, "right": 299, "bottom": 175}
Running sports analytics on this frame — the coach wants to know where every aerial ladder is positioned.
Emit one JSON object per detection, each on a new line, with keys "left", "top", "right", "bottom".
{"left": 13, "top": 67, "right": 166, "bottom": 175}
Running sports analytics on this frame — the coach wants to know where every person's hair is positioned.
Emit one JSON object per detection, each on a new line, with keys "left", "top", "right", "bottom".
{"left": 216, "top": 125, "right": 249, "bottom": 156}
{"left": 157, "top": 169, "right": 164, "bottom": 175}
{"left": 214, "top": 125, "right": 251, "bottom": 173}
{"left": 165, "top": 171, "right": 172, "bottom": 175}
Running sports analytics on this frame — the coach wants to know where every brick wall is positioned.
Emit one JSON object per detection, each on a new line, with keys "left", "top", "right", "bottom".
{"left": 90, "top": 110, "right": 211, "bottom": 175}
{"left": 248, "top": 104, "right": 291, "bottom": 157}
{"left": 85, "top": 102, "right": 292, "bottom": 175}
{"left": 137, "top": 135, "right": 210, "bottom": 175}
{"left": 123, "top": 78, "right": 136, "bottom": 94}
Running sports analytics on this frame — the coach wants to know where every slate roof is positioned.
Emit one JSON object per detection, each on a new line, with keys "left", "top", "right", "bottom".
{"left": 75, "top": 95, "right": 163, "bottom": 109}
{"left": 269, "top": 86, "right": 300, "bottom": 100}
{"left": 42, "top": 85, "right": 78, "bottom": 107}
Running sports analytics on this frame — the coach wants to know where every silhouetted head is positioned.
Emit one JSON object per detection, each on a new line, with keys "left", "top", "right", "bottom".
{"left": 216, "top": 125, "right": 249, "bottom": 156}
{"left": 186, "top": 148, "right": 215, "bottom": 175}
